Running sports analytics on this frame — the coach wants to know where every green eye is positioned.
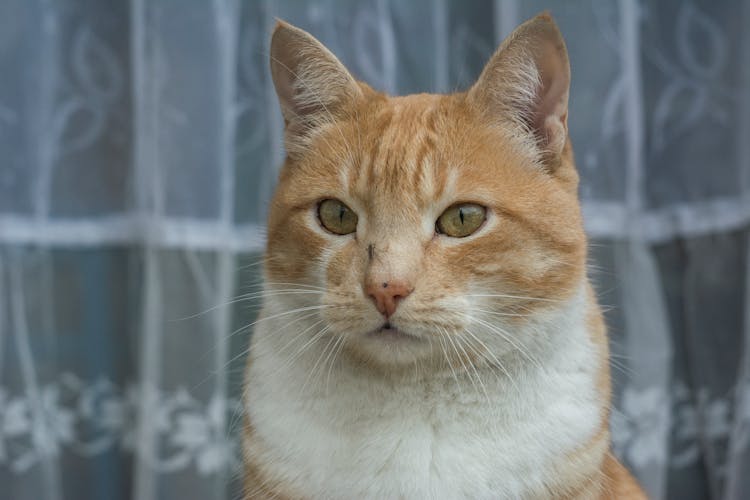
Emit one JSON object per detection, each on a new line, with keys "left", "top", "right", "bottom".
{"left": 436, "top": 203, "right": 486, "bottom": 238}
{"left": 318, "top": 199, "right": 358, "bottom": 235}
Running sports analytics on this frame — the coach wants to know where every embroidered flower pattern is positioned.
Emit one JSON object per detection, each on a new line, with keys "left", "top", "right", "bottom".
{"left": 612, "top": 386, "right": 671, "bottom": 467}
{"left": 612, "top": 380, "right": 746, "bottom": 475}
{"left": 0, "top": 374, "right": 241, "bottom": 475}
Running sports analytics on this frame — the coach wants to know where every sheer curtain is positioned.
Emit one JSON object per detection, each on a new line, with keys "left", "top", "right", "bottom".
{"left": 1, "top": 1, "right": 749, "bottom": 499}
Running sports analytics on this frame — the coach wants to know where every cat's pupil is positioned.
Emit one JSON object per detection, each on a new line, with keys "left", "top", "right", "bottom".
{"left": 459, "top": 208, "right": 464, "bottom": 224}
{"left": 339, "top": 205, "right": 345, "bottom": 223}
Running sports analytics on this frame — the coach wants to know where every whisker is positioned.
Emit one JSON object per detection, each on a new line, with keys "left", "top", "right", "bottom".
{"left": 301, "top": 332, "right": 339, "bottom": 393}
{"left": 234, "top": 254, "right": 281, "bottom": 272}
{"left": 468, "top": 315, "right": 547, "bottom": 375}
{"left": 608, "top": 357, "right": 635, "bottom": 377}
{"left": 445, "top": 332, "right": 481, "bottom": 397}
{"left": 228, "top": 304, "right": 334, "bottom": 340}
{"left": 465, "top": 293, "right": 561, "bottom": 303}
{"left": 437, "top": 329, "right": 461, "bottom": 390}
{"left": 325, "top": 335, "right": 346, "bottom": 395}
{"left": 192, "top": 310, "right": 325, "bottom": 392}
{"left": 171, "top": 289, "right": 325, "bottom": 322}
{"left": 468, "top": 308, "right": 531, "bottom": 318}
{"left": 259, "top": 282, "right": 328, "bottom": 291}
{"left": 453, "top": 335, "right": 489, "bottom": 402}
{"left": 281, "top": 324, "right": 333, "bottom": 373}
{"left": 462, "top": 329, "right": 521, "bottom": 394}
{"left": 277, "top": 318, "right": 328, "bottom": 355}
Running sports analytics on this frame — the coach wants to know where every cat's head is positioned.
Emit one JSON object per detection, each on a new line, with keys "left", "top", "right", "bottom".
{"left": 264, "top": 13, "right": 586, "bottom": 371}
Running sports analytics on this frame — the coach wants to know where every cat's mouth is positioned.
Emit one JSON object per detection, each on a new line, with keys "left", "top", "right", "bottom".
{"left": 366, "top": 323, "right": 421, "bottom": 342}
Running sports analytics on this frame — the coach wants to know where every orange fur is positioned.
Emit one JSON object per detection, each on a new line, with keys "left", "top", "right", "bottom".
{"left": 244, "top": 13, "right": 646, "bottom": 499}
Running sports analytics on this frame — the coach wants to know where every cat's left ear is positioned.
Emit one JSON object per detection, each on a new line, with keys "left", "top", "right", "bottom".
{"left": 469, "top": 13, "right": 570, "bottom": 167}
{"left": 270, "top": 20, "right": 363, "bottom": 156}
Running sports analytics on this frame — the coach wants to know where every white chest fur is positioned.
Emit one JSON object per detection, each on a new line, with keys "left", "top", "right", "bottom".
{"left": 244, "top": 290, "right": 603, "bottom": 499}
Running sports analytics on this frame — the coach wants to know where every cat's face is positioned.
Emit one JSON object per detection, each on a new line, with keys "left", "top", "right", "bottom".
{"left": 265, "top": 15, "right": 586, "bottom": 370}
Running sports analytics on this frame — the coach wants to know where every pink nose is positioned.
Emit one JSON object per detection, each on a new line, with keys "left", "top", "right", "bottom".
{"left": 365, "top": 280, "right": 413, "bottom": 318}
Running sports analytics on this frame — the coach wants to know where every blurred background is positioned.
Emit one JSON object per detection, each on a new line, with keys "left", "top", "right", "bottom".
{"left": 1, "top": 0, "right": 749, "bottom": 499}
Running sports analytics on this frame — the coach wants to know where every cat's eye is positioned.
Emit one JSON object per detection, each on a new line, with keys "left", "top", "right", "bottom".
{"left": 436, "top": 203, "right": 486, "bottom": 238}
{"left": 318, "top": 199, "right": 358, "bottom": 235}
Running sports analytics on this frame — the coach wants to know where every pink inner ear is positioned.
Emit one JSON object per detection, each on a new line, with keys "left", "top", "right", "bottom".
{"left": 540, "top": 115, "right": 566, "bottom": 156}
{"left": 269, "top": 21, "right": 365, "bottom": 158}
{"left": 530, "top": 43, "right": 570, "bottom": 154}
{"left": 270, "top": 24, "right": 320, "bottom": 123}
{"left": 271, "top": 60, "right": 297, "bottom": 120}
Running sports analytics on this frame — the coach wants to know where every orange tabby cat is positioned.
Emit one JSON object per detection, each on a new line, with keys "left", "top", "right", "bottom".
{"left": 243, "top": 13, "right": 646, "bottom": 499}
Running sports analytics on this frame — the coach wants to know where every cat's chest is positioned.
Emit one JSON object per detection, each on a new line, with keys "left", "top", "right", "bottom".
{"left": 245, "top": 334, "right": 602, "bottom": 499}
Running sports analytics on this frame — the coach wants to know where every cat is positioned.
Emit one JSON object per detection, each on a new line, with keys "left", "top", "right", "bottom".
{"left": 243, "top": 12, "right": 646, "bottom": 500}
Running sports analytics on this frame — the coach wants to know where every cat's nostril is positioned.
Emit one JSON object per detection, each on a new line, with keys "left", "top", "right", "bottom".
{"left": 365, "top": 279, "right": 414, "bottom": 318}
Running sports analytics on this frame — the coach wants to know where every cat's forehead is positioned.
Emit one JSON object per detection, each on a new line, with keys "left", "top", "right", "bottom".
{"left": 280, "top": 90, "right": 535, "bottom": 218}
{"left": 336, "top": 93, "right": 478, "bottom": 209}
{"left": 340, "top": 93, "right": 524, "bottom": 211}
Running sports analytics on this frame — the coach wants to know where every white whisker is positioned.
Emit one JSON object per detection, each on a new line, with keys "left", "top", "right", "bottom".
{"left": 469, "top": 308, "right": 531, "bottom": 318}
{"left": 172, "top": 289, "right": 324, "bottom": 322}
{"left": 229, "top": 304, "right": 333, "bottom": 340}
{"left": 468, "top": 315, "right": 546, "bottom": 375}
{"left": 325, "top": 335, "right": 346, "bottom": 395}
{"left": 465, "top": 293, "right": 561, "bottom": 303}
{"left": 301, "top": 332, "right": 339, "bottom": 393}
{"left": 282, "top": 324, "right": 333, "bottom": 372}
{"left": 463, "top": 329, "right": 521, "bottom": 395}
{"left": 277, "top": 318, "right": 328, "bottom": 355}
{"left": 437, "top": 328, "right": 461, "bottom": 390}
{"left": 453, "top": 335, "right": 489, "bottom": 402}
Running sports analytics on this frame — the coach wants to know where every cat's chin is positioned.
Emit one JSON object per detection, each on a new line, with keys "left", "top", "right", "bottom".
{"left": 365, "top": 325, "right": 422, "bottom": 342}
{"left": 342, "top": 325, "right": 433, "bottom": 368}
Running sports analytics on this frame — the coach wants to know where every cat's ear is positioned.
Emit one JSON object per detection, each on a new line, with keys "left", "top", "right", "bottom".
{"left": 270, "top": 20, "right": 362, "bottom": 153}
{"left": 469, "top": 13, "right": 570, "bottom": 166}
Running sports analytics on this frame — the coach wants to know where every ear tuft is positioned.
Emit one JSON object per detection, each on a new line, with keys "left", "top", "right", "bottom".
{"left": 469, "top": 13, "right": 570, "bottom": 167}
{"left": 270, "top": 20, "right": 362, "bottom": 155}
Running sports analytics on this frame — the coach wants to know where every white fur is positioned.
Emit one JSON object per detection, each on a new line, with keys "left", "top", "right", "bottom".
{"left": 244, "top": 283, "right": 603, "bottom": 499}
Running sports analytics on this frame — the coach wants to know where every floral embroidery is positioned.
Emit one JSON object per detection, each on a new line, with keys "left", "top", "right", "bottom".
{"left": 612, "top": 380, "right": 748, "bottom": 474}
{"left": 612, "top": 386, "right": 671, "bottom": 467}
{"left": 0, "top": 374, "right": 241, "bottom": 475}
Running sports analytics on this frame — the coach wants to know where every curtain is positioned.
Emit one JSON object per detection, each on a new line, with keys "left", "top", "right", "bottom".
{"left": 1, "top": 1, "right": 749, "bottom": 499}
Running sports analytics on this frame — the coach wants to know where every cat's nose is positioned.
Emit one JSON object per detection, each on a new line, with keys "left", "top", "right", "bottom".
{"left": 365, "top": 279, "right": 413, "bottom": 318}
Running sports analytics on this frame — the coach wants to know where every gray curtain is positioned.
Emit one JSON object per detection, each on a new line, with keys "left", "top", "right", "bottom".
{"left": 1, "top": 1, "right": 749, "bottom": 499}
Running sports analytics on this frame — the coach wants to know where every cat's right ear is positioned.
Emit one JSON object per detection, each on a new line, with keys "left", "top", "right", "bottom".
{"left": 468, "top": 13, "right": 570, "bottom": 170}
{"left": 270, "top": 21, "right": 362, "bottom": 154}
